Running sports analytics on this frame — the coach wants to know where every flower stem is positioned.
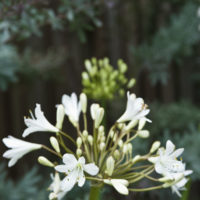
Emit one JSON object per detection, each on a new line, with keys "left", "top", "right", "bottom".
{"left": 89, "top": 184, "right": 102, "bottom": 200}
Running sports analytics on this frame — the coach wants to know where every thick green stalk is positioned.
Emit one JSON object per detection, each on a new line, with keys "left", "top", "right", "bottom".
{"left": 89, "top": 185, "right": 102, "bottom": 200}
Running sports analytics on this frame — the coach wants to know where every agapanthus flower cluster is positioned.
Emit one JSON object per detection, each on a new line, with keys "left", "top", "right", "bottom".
{"left": 2, "top": 92, "right": 192, "bottom": 199}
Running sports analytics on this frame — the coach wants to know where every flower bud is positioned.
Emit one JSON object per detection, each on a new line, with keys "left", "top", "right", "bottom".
{"left": 106, "top": 156, "right": 115, "bottom": 176}
{"left": 127, "top": 78, "right": 136, "bottom": 88}
{"left": 138, "top": 118, "right": 146, "bottom": 130}
{"left": 109, "top": 130, "right": 115, "bottom": 138}
{"left": 113, "top": 134, "right": 117, "bottom": 142}
{"left": 38, "top": 156, "right": 54, "bottom": 167}
{"left": 159, "top": 177, "right": 173, "bottom": 182}
{"left": 56, "top": 104, "right": 65, "bottom": 130}
{"left": 138, "top": 130, "right": 149, "bottom": 138}
{"left": 76, "top": 137, "right": 82, "bottom": 148}
{"left": 127, "top": 143, "right": 132, "bottom": 154}
{"left": 117, "top": 123, "right": 124, "bottom": 130}
{"left": 114, "top": 150, "right": 120, "bottom": 159}
{"left": 88, "top": 135, "right": 93, "bottom": 146}
{"left": 118, "top": 139, "right": 123, "bottom": 148}
{"left": 76, "top": 148, "right": 82, "bottom": 157}
{"left": 98, "top": 125, "right": 104, "bottom": 133}
{"left": 80, "top": 93, "right": 87, "bottom": 113}
{"left": 82, "top": 72, "right": 89, "bottom": 80}
{"left": 125, "top": 120, "right": 138, "bottom": 131}
{"left": 123, "top": 144, "right": 128, "bottom": 154}
{"left": 99, "top": 142, "right": 105, "bottom": 150}
{"left": 132, "top": 155, "right": 141, "bottom": 164}
{"left": 49, "top": 193, "right": 57, "bottom": 200}
{"left": 100, "top": 136, "right": 106, "bottom": 143}
{"left": 85, "top": 59, "right": 92, "bottom": 72}
{"left": 82, "top": 130, "right": 88, "bottom": 139}
{"left": 150, "top": 141, "right": 161, "bottom": 153}
{"left": 50, "top": 137, "right": 60, "bottom": 153}
{"left": 90, "top": 104, "right": 104, "bottom": 128}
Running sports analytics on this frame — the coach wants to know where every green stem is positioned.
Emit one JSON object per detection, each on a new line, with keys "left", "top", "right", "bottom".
{"left": 89, "top": 185, "right": 102, "bottom": 200}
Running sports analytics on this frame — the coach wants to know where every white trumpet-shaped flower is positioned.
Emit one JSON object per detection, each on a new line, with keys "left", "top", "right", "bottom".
{"left": 117, "top": 92, "right": 151, "bottom": 123}
{"left": 62, "top": 93, "right": 81, "bottom": 127}
{"left": 49, "top": 173, "right": 68, "bottom": 200}
{"left": 23, "top": 104, "right": 59, "bottom": 137}
{"left": 90, "top": 104, "right": 104, "bottom": 128}
{"left": 2, "top": 136, "right": 42, "bottom": 167}
{"left": 104, "top": 179, "right": 129, "bottom": 195}
{"left": 55, "top": 154, "right": 99, "bottom": 192}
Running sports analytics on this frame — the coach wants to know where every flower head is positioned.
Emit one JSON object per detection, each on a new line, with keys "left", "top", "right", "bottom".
{"left": 117, "top": 92, "right": 151, "bottom": 123}
{"left": 104, "top": 179, "right": 129, "bottom": 195}
{"left": 149, "top": 140, "right": 193, "bottom": 197}
{"left": 23, "top": 104, "right": 59, "bottom": 137}
{"left": 62, "top": 93, "right": 81, "bottom": 127}
{"left": 55, "top": 154, "right": 99, "bottom": 191}
{"left": 2, "top": 136, "right": 42, "bottom": 167}
{"left": 49, "top": 173, "right": 68, "bottom": 200}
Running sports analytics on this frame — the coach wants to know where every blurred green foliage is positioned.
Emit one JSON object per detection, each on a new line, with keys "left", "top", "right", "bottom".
{"left": 0, "top": 0, "right": 102, "bottom": 42}
{"left": 132, "top": 2, "right": 200, "bottom": 85}
{"left": 82, "top": 57, "right": 135, "bottom": 101}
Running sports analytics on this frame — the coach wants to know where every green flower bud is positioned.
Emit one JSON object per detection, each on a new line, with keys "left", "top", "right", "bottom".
{"left": 50, "top": 137, "right": 60, "bottom": 153}
{"left": 76, "top": 137, "right": 82, "bottom": 148}
{"left": 38, "top": 156, "right": 54, "bottom": 167}
{"left": 76, "top": 149, "right": 82, "bottom": 157}
{"left": 106, "top": 156, "right": 115, "bottom": 176}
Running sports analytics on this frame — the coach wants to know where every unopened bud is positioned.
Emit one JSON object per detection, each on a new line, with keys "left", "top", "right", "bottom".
{"left": 127, "top": 143, "right": 132, "bottom": 154}
{"left": 56, "top": 104, "right": 65, "bottom": 130}
{"left": 114, "top": 150, "right": 120, "bottom": 159}
{"left": 138, "top": 118, "right": 146, "bottom": 130}
{"left": 76, "top": 137, "right": 82, "bottom": 148}
{"left": 38, "top": 156, "right": 54, "bottom": 167}
{"left": 132, "top": 155, "right": 141, "bottom": 164}
{"left": 76, "top": 149, "right": 82, "bottom": 157}
{"left": 123, "top": 144, "right": 128, "bottom": 153}
{"left": 125, "top": 120, "right": 138, "bottom": 131}
{"left": 90, "top": 104, "right": 104, "bottom": 128}
{"left": 82, "top": 130, "right": 88, "bottom": 139}
{"left": 127, "top": 78, "right": 136, "bottom": 88}
{"left": 98, "top": 125, "right": 104, "bottom": 133}
{"left": 150, "top": 141, "right": 161, "bottom": 153}
{"left": 106, "top": 156, "right": 115, "bottom": 176}
{"left": 159, "top": 177, "right": 173, "bottom": 182}
{"left": 99, "top": 142, "right": 105, "bottom": 150}
{"left": 109, "top": 130, "right": 115, "bottom": 138}
{"left": 82, "top": 72, "right": 89, "bottom": 80}
{"left": 85, "top": 60, "right": 92, "bottom": 72}
{"left": 50, "top": 137, "right": 60, "bottom": 153}
{"left": 80, "top": 93, "right": 87, "bottom": 113}
{"left": 118, "top": 139, "right": 123, "bottom": 148}
{"left": 113, "top": 134, "right": 117, "bottom": 142}
{"left": 101, "top": 136, "right": 106, "bottom": 143}
{"left": 138, "top": 130, "right": 149, "bottom": 138}
{"left": 117, "top": 123, "right": 124, "bottom": 130}
{"left": 88, "top": 135, "right": 93, "bottom": 146}
{"left": 49, "top": 193, "right": 57, "bottom": 200}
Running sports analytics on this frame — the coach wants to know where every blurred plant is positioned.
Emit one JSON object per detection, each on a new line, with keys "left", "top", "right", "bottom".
{"left": 0, "top": 164, "right": 48, "bottom": 200}
{"left": 132, "top": 2, "right": 200, "bottom": 85}
{"left": 0, "top": 42, "right": 19, "bottom": 90}
{"left": 82, "top": 57, "right": 136, "bottom": 101}
{"left": 0, "top": 0, "right": 103, "bottom": 42}
{"left": 148, "top": 102, "right": 200, "bottom": 137}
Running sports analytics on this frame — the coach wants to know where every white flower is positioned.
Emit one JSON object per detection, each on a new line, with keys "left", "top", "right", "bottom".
{"left": 149, "top": 140, "right": 193, "bottom": 197}
{"left": 23, "top": 104, "right": 59, "bottom": 137}
{"left": 55, "top": 154, "right": 99, "bottom": 191}
{"left": 2, "top": 136, "right": 42, "bottom": 167}
{"left": 49, "top": 173, "right": 68, "bottom": 200}
{"left": 117, "top": 92, "right": 151, "bottom": 123}
{"left": 90, "top": 104, "right": 104, "bottom": 128}
{"left": 104, "top": 179, "right": 129, "bottom": 195}
{"left": 62, "top": 93, "right": 81, "bottom": 127}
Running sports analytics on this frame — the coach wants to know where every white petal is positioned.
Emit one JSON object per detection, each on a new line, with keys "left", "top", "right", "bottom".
{"left": 61, "top": 169, "right": 78, "bottom": 191}
{"left": 77, "top": 169, "right": 85, "bottom": 187}
{"left": 170, "top": 148, "right": 184, "bottom": 158}
{"left": 83, "top": 163, "right": 99, "bottom": 176}
{"left": 155, "top": 163, "right": 166, "bottom": 174}
{"left": 166, "top": 140, "right": 175, "bottom": 155}
{"left": 55, "top": 165, "right": 68, "bottom": 173}
{"left": 78, "top": 157, "right": 85, "bottom": 165}
{"left": 111, "top": 180, "right": 129, "bottom": 195}
{"left": 63, "top": 154, "right": 77, "bottom": 167}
